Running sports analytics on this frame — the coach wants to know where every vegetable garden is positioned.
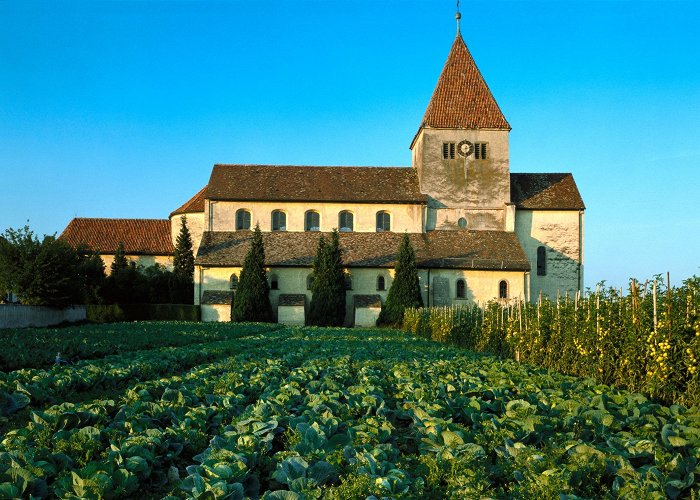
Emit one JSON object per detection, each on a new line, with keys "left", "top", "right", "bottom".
{"left": 404, "top": 276, "right": 700, "bottom": 408}
{"left": 0, "top": 322, "right": 699, "bottom": 498}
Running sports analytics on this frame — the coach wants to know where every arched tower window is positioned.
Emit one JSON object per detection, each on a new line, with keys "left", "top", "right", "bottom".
{"left": 236, "top": 209, "right": 251, "bottom": 230}
{"left": 307, "top": 274, "right": 314, "bottom": 290}
{"left": 537, "top": 246, "right": 547, "bottom": 276}
{"left": 270, "top": 275, "right": 279, "bottom": 290}
{"left": 344, "top": 276, "right": 353, "bottom": 290}
{"left": 305, "top": 210, "right": 320, "bottom": 231}
{"left": 339, "top": 211, "right": 354, "bottom": 232}
{"left": 229, "top": 274, "right": 238, "bottom": 290}
{"left": 499, "top": 280, "right": 509, "bottom": 299}
{"left": 456, "top": 279, "right": 466, "bottom": 299}
{"left": 271, "top": 210, "right": 286, "bottom": 231}
{"left": 376, "top": 211, "right": 391, "bottom": 232}
{"left": 376, "top": 275, "right": 386, "bottom": 291}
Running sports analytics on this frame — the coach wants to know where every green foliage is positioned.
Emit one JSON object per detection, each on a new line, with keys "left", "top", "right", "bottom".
{"left": 378, "top": 233, "right": 423, "bottom": 326}
{"left": 110, "top": 241, "right": 128, "bottom": 274}
{"left": 231, "top": 225, "right": 273, "bottom": 322}
{"left": 0, "top": 325, "right": 698, "bottom": 497}
{"left": 75, "top": 246, "right": 106, "bottom": 304}
{"left": 0, "top": 225, "right": 84, "bottom": 307}
{"left": 86, "top": 303, "right": 201, "bottom": 323}
{"left": 307, "top": 230, "right": 346, "bottom": 326}
{"left": 172, "top": 216, "right": 195, "bottom": 305}
{"left": 403, "top": 275, "right": 700, "bottom": 407}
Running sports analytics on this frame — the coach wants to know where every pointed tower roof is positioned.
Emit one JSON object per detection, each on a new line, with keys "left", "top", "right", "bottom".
{"left": 417, "top": 33, "right": 510, "bottom": 136}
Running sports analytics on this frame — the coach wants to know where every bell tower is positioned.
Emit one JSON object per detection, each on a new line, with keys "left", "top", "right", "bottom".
{"left": 411, "top": 11, "right": 513, "bottom": 231}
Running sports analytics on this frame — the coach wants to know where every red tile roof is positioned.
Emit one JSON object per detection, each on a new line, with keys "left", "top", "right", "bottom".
{"left": 510, "top": 173, "right": 585, "bottom": 210}
{"left": 196, "top": 230, "right": 530, "bottom": 271}
{"left": 171, "top": 186, "right": 207, "bottom": 217}
{"left": 415, "top": 33, "right": 510, "bottom": 141}
{"left": 59, "top": 218, "right": 175, "bottom": 255}
{"left": 206, "top": 165, "right": 426, "bottom": 204}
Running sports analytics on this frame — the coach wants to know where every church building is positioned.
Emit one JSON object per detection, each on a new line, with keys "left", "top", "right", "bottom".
{"left": 60, "top": 20, "right": 585, "bottom": 325}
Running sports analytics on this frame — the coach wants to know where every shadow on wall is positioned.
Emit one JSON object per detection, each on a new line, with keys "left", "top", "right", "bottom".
{"left": 517, "top": 212, "right": 582, "bottom": 300}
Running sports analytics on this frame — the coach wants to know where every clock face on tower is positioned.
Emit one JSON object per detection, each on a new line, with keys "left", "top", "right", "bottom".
{"left": 457, "top": 140, "right": 473, "bottom": 158}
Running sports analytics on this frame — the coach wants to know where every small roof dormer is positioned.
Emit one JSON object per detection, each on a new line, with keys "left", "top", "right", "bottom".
{"left": 411, "top": 32, "right": 510, "bottom": 149}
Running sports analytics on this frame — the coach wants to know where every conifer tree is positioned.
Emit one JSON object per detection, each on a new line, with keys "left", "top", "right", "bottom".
{"left": 110, "top": 242, "right": 128, "bottom": 275}
{"left": 231, "top": 224, "right": 273, "bottom": 322}
{"left": 378, "top": 233, "right": 423, "bottom": 326}
{"left": 308, "top": 229, "right": 346, "bottom": 326}
{"left": 173, "top": 216, "right": 195, "bottom": 281}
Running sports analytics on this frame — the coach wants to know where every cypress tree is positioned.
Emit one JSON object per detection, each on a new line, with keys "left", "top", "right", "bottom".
{"left": 378, "top": 233, "right": 423, "bottom": 326}
{"left": 173, "top": 216, "right": 195, "bottom": 281}
{"left": 111, "top": 241, "right": 128, "bottom": 274}
{"left": 172, "top": 216, "right": 195, "bottom": 304}
{"left": 308, "top": 229, "right": 346, "bottom": 326}
{"left": 231, "top": 224, "right": 273, "bottom": 322}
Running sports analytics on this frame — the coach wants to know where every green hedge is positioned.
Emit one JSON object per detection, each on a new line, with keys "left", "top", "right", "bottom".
{"left": 87, "top": 304, "right": 200, "bottom": 323}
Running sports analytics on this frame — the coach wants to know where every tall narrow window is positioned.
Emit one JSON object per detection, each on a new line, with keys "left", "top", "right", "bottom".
{"left": 376, "top": 275, "right": 386, "bottom": 291}
{"left": 339, "top": 211, "right": 354, "bottom": 232}
{"left": 307, "top": 275, "right": 314, "bottom": 290}
{"left": 305, "top": 210, "right": 320, "bottom": 231}
{"left": 474, "top": 143, "right": 488, "bottom": 160}
{"left": 499, "top": 280, "right": 508, "bottom": 299}
{"left": 271, "top": 210, "right": 286, "bottom": 231}
{"left": 229, "top": 274, "right": 238, "bottom": 290}
{"left": 442, "top": 142, "right": 456, "bottom": 159}
{"left": 537, "top": 246, "right": 547, "bottom": 276}
{"left": 376, "top": 211, "right": 391, "bottom": 232}
{"left": 345, "top": 276, "right": 353, "bottom": 290}
{"left": 270, "top": 275, "right": 279, "bottom": 290}
{"left": 456, "top": 279, "right": 466, "bottom": 299}
{"left": 236, "top": 209, "right": 251, "bottom": 230}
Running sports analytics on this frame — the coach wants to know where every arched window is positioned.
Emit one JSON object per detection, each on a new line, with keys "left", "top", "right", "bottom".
{"left": 376, "top": 275, "right": 386, "bottom": 291}
{"left": 271, "top": 210, "right": 286, "bottom": 231}
{"left": 456, "top": 279, "right": 466, "bottom": 299}
{"left": 457, "top": 217, "right": 467, "bottom": 229}
{"left": 344, "top": 276, "right": 353, "bottom": 290}
{"left": 305, "top": 210, "right": 320, "bottom": 231}
{"left": 499, "top": 280, "right": 508, "bottom": 299}
{"left": 339, "top": 211, "right": 354, "bottom": 232}
{"left": 270, "top": 275, "right": 279, "bottom": 290}
{"left": 236, "top": 209, "right": 251, "bottom": 230}
{"left": 229, "top": 274, "right": 238, "bottom": 290}
{"left": 376, "top": 211, "right": 391, "bottom": 232}
{"left": 537, "top": 246, "right": 547, "bottom": 276}
{"left": 307, "top": 274, "right": 314, "bottom": 290}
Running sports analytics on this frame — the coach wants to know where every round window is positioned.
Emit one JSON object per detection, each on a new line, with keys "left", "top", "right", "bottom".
{"left": 457, "top": 217, "right": 467, "bottom": 228}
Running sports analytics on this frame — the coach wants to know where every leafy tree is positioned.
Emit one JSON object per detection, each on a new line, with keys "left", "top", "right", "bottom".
{"left": 308, "top": 229, "right": 346, "bottom": 326}
{"left": 110, "top": 242, "right": 128, "bottom": 274}
{"left": 231, "top": 225, "right": 273, "bottom": 322}
{"left": 378, "top": 233, "right": 423, "bottom": 326}
{"left": 0, "top": 225, "right": 82, "bottom": 307}
{"left": 75, "top": 245, "right": 106, "bottom": 304}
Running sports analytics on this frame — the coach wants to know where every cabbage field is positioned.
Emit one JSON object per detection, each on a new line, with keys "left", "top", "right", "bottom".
{"left": 0, "top": 323, "right": 699, "bottom": 498}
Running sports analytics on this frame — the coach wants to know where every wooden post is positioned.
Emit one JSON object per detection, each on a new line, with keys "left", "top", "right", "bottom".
{"left": 653, "top": 279, "right": 658, "bottom": 336}
{"left": 667, "top": 272, "right": 672, "bottom": 337}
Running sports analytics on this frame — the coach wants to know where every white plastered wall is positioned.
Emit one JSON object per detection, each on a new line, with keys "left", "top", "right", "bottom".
{"left": 515, "top": 209, "right": 583, "bottom": 300}
{"left": 197, "top": 265, "right": 527, "bottom": 323}
{"left": 170, "top": 213, "right": 206, "bottom": 256}
{"left": 206, "top": 201, "right": 424, "bottom": 233}
{"left": 102, "top": 254, "right": 173, "bottom": 274}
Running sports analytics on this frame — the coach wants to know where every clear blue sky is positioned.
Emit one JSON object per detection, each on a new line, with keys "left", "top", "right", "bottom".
{"left": 1, "top": 0, "right": 698, "bottom": 289}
